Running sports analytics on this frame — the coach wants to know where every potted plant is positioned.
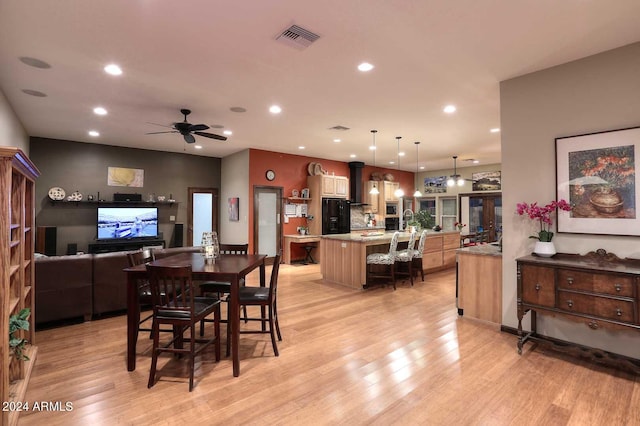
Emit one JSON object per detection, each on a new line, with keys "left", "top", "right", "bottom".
{"left": 414, "top": 210, "right": 435, "bottom": 230}
{"left": 406, "top": 219, "right": 420, "bottom": 233}
{"left": 516, "top": 199, "right": 571, "bottom": 257}
{"left": 9, "top": 308, "right": 31, "bottom": 362}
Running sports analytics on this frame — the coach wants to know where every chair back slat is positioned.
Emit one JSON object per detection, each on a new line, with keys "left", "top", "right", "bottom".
{"left": 127, "top": 248, "right": 155, "bottom": 267}
{"left": 219, "top": 243, "right": 249, "bottom": 255}
{"left": 407, "top": 231, "right": 417, "bottom": 251}
{"left": 147, "top": 264, "right": 194, "bottom": 317}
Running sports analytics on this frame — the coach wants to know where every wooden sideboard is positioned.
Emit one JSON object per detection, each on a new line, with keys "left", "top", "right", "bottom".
{"left": 516, "top": 249, "right": 640, "bottom": 369}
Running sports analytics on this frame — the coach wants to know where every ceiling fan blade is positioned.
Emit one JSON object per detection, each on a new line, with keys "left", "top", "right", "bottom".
{"left": 189, "top": 124, "right": 209, "bottom": 132}
{"left": 194, "top": 131, "right": 227, "bottom": 141}
{"left": 146, "top": 122, "right": 174, "bottom": 129}
{"left": 146, "top": 131, "right": 178, "bottom": 135}
{"left": 184, "top": 133, "right": 196, "bottom": 144}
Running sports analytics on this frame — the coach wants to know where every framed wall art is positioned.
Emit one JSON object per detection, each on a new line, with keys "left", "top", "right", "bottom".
{"left": 472, "top": 171, "right": 501, "bottom": 191}
{"left": 423, "top": 176, "right": 447, "bottom": 193}
{"left": 556, "top": 126, "right": 639, "bottom": 236}
{"left": 228, "top": 197, "right": 239, "bottom": 222}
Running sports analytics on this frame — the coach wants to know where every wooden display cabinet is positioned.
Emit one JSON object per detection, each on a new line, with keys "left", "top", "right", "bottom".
{"left": 0, "top": 148, "right": 40, "bottom": 426}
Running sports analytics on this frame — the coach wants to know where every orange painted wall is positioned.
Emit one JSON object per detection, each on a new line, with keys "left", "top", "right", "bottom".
{"left": 247, "top": 148, "right": 415, "bottom": 258}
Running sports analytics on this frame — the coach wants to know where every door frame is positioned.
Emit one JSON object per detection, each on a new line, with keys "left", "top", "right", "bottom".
{"left": 187, "top": 187, "right": 219, "bottom": 247}
{"left": 253, "top": 185, "right": 283, "bottom": 261}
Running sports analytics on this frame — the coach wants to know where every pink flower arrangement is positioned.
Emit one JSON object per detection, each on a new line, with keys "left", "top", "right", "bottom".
{"left": 454, "top": 222, "right": 466, "bottom": 231}
{"left": 516, "top": 199, "right": 571, "bottom": 242}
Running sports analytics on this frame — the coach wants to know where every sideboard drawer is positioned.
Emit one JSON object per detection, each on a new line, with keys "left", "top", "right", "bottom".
{"left": 557, "top": 291, "right": 636, "bottom": 323}
{"left": 521, "top": 264, "right": 555, "bottom": 307}
{"left": 557, "top": 269, "right": 634, "bottom": 297}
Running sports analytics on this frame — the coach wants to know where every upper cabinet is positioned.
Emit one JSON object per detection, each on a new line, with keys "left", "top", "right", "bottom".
{"left": 383, "top": 181, "right": 400, "bottom": 202}
{"left": 308, "top": 175, "right": 349, "bottom": 199}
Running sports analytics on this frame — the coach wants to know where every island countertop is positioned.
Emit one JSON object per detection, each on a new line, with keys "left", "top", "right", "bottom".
{"left": 457, "top": 243, "right": 502, "bottom": 257}
{"left": 323, "top": 230, "right": 459, "bottom": 243}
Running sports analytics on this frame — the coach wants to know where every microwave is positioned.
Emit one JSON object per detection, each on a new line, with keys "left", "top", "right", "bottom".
{"left": 386, "top": 203, "right": 398, "bottom": 215}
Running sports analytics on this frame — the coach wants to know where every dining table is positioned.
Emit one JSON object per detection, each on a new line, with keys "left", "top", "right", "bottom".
{"left": 123, "top": 251, "right": 267, "bottom": 377}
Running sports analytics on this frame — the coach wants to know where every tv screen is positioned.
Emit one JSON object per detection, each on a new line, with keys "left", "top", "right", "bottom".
{"left": 97, "top": 207, "right": 158, "bottom": 240}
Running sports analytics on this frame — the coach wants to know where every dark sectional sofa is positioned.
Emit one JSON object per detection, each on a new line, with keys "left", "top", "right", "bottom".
{"left": 35, "top": 246, "right": 201, "bottom": 326}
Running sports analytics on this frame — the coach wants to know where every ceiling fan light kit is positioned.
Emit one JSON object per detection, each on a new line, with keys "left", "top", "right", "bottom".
{"left": 146, "top": 109, "right": 228, "bottom": 144}
{"left": 447, "top": 155, "right": 465, "bottom": 187}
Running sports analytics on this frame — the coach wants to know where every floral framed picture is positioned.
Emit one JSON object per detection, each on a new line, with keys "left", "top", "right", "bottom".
{"left": 556, "top": 126, "right": 639, "bottom": 236}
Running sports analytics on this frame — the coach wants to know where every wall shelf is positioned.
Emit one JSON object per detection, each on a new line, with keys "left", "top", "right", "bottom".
{"left": 48, "top": 200, "right": 179, "bottom": 207}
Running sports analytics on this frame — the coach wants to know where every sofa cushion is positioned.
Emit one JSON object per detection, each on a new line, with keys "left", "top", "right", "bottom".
{"left": 35, "top": 254, "right": 93, "bottom": 325}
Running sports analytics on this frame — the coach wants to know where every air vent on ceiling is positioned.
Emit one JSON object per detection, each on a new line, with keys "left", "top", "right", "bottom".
{"left": 329, "top": 125, "right": 350, "bottom": 131}
{"left": 276, "top": 25, "right": 320, "bottom": 49}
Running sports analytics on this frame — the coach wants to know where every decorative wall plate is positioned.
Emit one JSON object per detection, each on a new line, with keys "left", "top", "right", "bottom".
{"left": 292, "top": 189, "right": 299, "bottom": 197}
{"left": 48, "top": 187, "right": 66, "bottom": 201}
{"left": 68, "top": 191, "right": 83, "bottom": 201}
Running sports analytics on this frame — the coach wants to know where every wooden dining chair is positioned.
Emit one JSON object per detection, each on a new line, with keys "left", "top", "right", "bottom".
{"left": 126, "top": 248, "right": 156, "bottom": 334}
{"left": 146, "top": 264, "right": 221, "bottom": 391}
{"left": 199, "top": 243, "right": 249, "bottom": 344}
{"left": 231, "top": 252, "right": 282, "bottom": 356}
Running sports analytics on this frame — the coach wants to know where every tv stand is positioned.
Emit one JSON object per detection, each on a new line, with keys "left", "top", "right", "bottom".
{"left": 88, "top": 238, "right": 165, "bottom": 254}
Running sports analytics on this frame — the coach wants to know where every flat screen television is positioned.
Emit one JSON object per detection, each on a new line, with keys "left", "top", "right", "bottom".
{"left": 97, "top": 207, "right": 158, "bottom": 240}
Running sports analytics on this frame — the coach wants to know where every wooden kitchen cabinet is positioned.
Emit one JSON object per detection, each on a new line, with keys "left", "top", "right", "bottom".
{"left": 383, "top": 181, "right": 399, "bottom": 202}
{"left": 308, "top": 175, "right": 349, "bottom": 199}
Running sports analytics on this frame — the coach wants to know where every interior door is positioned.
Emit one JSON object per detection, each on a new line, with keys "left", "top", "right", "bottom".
{"left": 187, "top": 187, "right": 219, "bottom": 246}
{"left": 253, "top": 186, "right": 282, "bottom": 259}
{"left": 460, "top": 193, "right": 502, "bottom": 242}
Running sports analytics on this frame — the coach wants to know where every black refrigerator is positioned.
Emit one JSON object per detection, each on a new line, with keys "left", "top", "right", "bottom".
{"left": 322, "top": 198, "right": 351, "bottom": 234}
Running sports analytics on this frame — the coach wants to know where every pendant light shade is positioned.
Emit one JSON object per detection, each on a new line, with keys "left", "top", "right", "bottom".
{"left": 413, "top": 141, "right": 422, "bottom": 197}
{"left": 369, "top": 130, "right": 379, "bottom": 195}
{"left": 447, "top": 155, "right": 465, "bottom": 187}
{"left": 393, "top": 136, "right": 404, "bottom": 198}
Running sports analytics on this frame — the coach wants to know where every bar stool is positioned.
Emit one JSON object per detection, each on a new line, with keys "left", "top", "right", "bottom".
{"left": 395, "top": 230, "right": 417, "bottom": 286}
{"left": 365, "top": 231, "right": 400, "bottom": 290}
{"left": 302, "top": 243, "right": 317, "bottom": 264}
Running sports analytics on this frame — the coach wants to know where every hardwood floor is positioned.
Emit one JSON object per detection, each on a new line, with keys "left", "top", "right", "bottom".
{"left": 20, "top": 264, "right": 639, "bottom": 425}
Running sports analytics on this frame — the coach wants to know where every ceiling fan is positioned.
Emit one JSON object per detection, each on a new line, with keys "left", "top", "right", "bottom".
{"left": 446, "top": 155, "right": 476, "bottom": 186}
{"left": 146, "top": 109, "right": 227, "bottom": 144}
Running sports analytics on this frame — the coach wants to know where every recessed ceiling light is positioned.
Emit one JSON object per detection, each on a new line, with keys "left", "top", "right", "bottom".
{"left": 223, "top": 130, "right": 232, "bottom": 136}
{"left": 194, "top": 145, "right": 203, "bottom": 149}
{"left": 21, "top": 89, "right": 47, "bottom": 97}
{"left": 389, "top": 161, "right": 395, "bottom": 165}
{"left": 88, "top": 130, "right": 100, "bottom": 137}
{"left": 420, "top": 166, "right": 425, "bottom": 170}
{"left": 104, "top": 64, "right": 122, "bottom": 76}
{"left": 473, "top": 160, "right": 480, "bottom": 164}
{"left": 358, "top": 62, "right": 374, "bottom": 72}
{"left": 399, "top": 152, "right": 405, "bottom": 157}
{"left": 93, "top": 106, "right": 107, "bottom": 115}
{"left": 19, "top": 57, "right": 51, "bottom": 69}
{"left": 350, "top": 154, "right": 356, "bottom": 158}
{"left": 298, "top": 146, "right": 305, "bottom": 150}
{"left": 230, "top": 106, "right": 247, "bottom": 113}
{"left": 443, "top": 105, "right": 456, "bottom": 114}
{"left": 269, "top": 105, "right": 282, "bottom": 114}
{"left": 333, "top": 139, "right": 341, "bottom": 143}
{"left": 490, "top": 128, "right": 500, "bottom": 133}
{"left": 369, "top": 146, "right": 376, "bottom": 151}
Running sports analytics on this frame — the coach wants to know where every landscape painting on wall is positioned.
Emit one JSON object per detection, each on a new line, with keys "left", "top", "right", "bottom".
{"left": 556, "top": 126, "right": 639, "bottom": 236}
{"left": 423, "top": 176, "right": 447, "bottom": 193}
{"left": 472, "top": 171, "right": 501, "bottom": 191}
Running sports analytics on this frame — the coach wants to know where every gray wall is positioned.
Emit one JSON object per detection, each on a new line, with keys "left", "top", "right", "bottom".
{"left": 30, "top": 137, "right": 221, "bottom": 254}
{"left": 0, "top": 89, "right": 29, "bottom": 152}
{"left": 501, "top": 42, "right": 640, "bottom": 358}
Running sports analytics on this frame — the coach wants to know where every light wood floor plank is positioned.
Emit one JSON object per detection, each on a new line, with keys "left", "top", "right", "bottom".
{"left": 18, "top": 264, "right": 639, "bottom": 425}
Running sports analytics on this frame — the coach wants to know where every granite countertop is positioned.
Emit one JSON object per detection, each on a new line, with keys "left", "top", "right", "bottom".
{"left": 457, "top": 243, "right": 502, "bottom": 257}
{"left": 323, "top": 230, "right": 459, "bottom": 243}
{"left": 350, "top": 225, "right": 386, "bottom": 231}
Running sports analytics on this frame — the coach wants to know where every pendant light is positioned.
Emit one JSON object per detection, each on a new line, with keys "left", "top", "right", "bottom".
{"left": 369, "top": 130, "right": 379, "bottom": 195}
{"left": 446, "top": 155, "right": 465, "bottom": 187}
{"left": 413, "top": 141, "right": 422, "bottom": 197}
{"left": 393, "top": 136, "right": 404, "bottom": 198}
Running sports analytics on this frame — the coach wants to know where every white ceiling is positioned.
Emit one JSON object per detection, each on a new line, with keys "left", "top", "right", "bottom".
{"left": 2, "top": 1, "right": 640, "bottom": 171}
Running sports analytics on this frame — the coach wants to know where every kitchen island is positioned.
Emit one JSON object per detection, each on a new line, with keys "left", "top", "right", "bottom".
{"left": 320, "top": 230, "right": 459, "bottom": 289}
{"left": 456, "top": 244, "right": 502, "bottom": 325}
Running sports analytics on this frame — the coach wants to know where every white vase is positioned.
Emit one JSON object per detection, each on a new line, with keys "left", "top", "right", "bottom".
{"left": 533, "top": 241, "right": 556, "bottom": 257}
